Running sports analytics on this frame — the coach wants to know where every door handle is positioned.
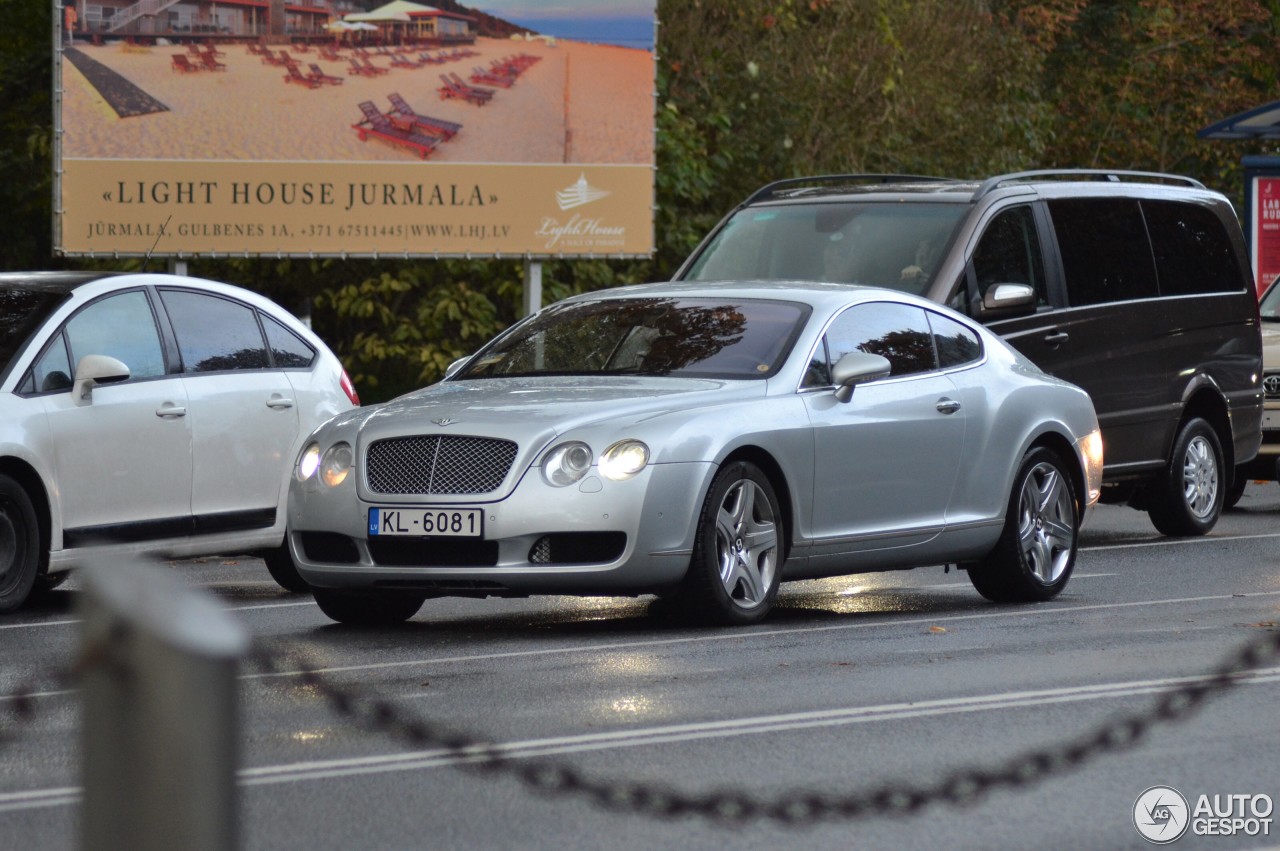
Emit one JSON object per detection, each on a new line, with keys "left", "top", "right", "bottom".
{"left": 156, "top": 404, "right": 187, "bottom": 418}
{"left": 936, "top": 398, "right": 961, "bottom": 415}
{"left": 266, "top": 397, "right": 295, "bottom": 409}
{"left": 1043, "top": 331, "right": 1069, "bottom": 346}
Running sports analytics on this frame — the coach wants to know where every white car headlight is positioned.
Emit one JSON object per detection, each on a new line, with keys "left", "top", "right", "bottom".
{"left": 542, "top": 441, "right": 592, "bottom": 487}
{"left": 320, "top": 442, "right": 354, "bottom": 488}
{"left": 599, "top": 439, "right": 649, "bottom": 481}
{"left": 298, "top": 443, "right": 321, "bottom": 481}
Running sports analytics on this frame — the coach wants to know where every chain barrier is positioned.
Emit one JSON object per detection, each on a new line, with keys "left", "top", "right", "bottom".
{"left": 4, "top": 623, "right": 1278, "bottom": 825}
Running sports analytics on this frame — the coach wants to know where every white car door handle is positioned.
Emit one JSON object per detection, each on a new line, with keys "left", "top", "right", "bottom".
{"left": 156, "top": 404, "right": 187, "bottom": 418}
{"left": 266, "top": 397, "right": 295, "bottom": 410}
{"left": 935, "top": 398, "right": 961, "bottom": 415}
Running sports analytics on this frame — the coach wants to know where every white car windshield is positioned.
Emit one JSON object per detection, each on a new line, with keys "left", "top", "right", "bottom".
{"left": 456, "top": 297, "right": 810, "bottom": 380}
{"left": 683, "top": 202, "right": 967, "bottom": 295}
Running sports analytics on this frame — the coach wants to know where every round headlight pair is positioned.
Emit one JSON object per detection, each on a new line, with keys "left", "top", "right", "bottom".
{"left": 297, "top": 441, "right": 353, "bottom": 488}
{"left": 540, "top": 439, "right": 650, "bottom": 487}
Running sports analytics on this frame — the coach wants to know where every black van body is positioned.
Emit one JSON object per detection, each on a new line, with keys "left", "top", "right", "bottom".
{"left": 674, "top": 171, "right": 1264, "bottom": 536}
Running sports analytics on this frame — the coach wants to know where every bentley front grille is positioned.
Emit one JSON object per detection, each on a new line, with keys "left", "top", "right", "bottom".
{"left": 365, "top": 435, "right": 518, "bottom": 495}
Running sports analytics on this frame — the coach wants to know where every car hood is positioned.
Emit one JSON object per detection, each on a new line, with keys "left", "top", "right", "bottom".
{"left": 361, "top": 374, "right": 760, "bottom": 449}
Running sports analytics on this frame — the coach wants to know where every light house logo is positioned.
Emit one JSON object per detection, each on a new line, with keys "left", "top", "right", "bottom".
{"left": 556, "top": 174, "right": 611, "bottom": 211}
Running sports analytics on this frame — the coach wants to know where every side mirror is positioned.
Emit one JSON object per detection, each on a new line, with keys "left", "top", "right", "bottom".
{"left": 73, "top": 354, "right": 131, "bottom": 403}
{"left": 981, "top": 283, "right": 1036, "bottom": 317}
{"left": 832, "top": 351, "right": 891, "bottom": 403}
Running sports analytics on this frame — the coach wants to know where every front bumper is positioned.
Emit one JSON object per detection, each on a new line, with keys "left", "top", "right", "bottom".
{"left": 288, "top": 461, "right": 714, "bottom": 595}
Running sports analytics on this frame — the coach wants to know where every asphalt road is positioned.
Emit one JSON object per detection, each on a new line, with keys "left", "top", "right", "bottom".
{"left": 2, "top": 485, "right": 1280, "bottom": 850}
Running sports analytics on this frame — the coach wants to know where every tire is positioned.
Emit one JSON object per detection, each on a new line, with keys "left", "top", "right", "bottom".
{"left": 263, "top": 543, "right": 309, "bottom": 593}
{"left": 0, "top": 475, "right": 40, "bottom": 614}
{"left": 312, "top": 587, "right": 425, "bottom": 625}
{"left": 1223, "top": 466, "right": 1249, "bottom": 511}
{"left": 1147, "top": 417, "right": 1224, "bottom": 536}
{"left": 968, "top": 447, "right": 1079, "bottom": 603}
{"left": 680, "top": 461, "right": 785, "bottom": 625}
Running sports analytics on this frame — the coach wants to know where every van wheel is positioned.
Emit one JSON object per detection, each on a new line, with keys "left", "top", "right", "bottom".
{"left": 1148, "top": 418, "right": 1223, "bottom": 536}
{"left": 0, "top": 475, "right": 40, "bottom": 614}
{"left": 968, "top": 447, "right": 1078, "bottom": 603}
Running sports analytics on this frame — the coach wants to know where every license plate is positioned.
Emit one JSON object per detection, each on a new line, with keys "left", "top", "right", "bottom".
{"left": 368, "top": 507, "right": 484, "bottom": 537}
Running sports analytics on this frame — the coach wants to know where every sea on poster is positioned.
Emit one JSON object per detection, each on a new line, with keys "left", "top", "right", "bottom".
{"left": 54, "top": 0, "right": 656, "bottom": 258}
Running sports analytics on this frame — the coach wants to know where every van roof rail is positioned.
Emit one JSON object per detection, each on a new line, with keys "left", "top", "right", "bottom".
{"left": 973, "top": 169, "right": 1205, "bottom": 201}
{"left": 742, "top": 174, "right": 958, "bottom": 206}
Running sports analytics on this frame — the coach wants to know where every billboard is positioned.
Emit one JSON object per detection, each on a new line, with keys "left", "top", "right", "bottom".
{"left": 54, "top": 0, "right": 655, "bottom": 258}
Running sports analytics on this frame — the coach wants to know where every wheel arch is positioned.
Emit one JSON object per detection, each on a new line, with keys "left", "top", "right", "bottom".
{"left": 1180, "top": 384, "right": 1234, "bottom": 471}
{"left": 1026, "top": 430, "right": 1086, "bottom": 519}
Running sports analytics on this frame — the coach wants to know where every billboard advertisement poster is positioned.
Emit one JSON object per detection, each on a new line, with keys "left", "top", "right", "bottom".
{"left": 1253, "top": 175, "right": 1280, "bottom": 296}
{"left": 54, "top": 0, "right": 656, "bottom": 258}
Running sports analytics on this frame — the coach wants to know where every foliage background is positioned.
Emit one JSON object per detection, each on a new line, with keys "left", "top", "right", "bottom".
{"left": 3, "top": 0, "right": 1280, "bottom": 402}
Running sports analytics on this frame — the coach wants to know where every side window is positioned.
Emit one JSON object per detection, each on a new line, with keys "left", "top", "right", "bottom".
{"left": 1142, "top": 200, "right": 1244, "bottom": 295}
{"left": 803, "top": 337, "right": 831, "bottom": 388}
{"left": 160, "top": 290, "right": 268, "bottom": 373}
{"left": 30, "top": 333, "right": 74, "bottom": 393}
{"left": 927, "top": 311, "right": 982, "bottom": 368}
{"left": 262, "top": 314, "right": 316, "bottom": 368}
{"left": 1047, "top": 198, "right": 1158, "bottom": 305}
{"left": 971, "top": 205, "right": 1048, "bottom": 306}
{"left": 64, "top": 290, "right": 166, "bottom": 379}
{"left": 824, "top": 302, "right": 937, "bottom": 378}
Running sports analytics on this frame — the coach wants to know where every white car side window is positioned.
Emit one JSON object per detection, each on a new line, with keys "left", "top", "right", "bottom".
{"left": 64, "top": 291, "right": 166, "bottom": 379}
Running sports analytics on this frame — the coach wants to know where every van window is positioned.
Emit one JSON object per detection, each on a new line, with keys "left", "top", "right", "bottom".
{"left": 1142, "top": 200, "right": 1243, "bottom": 295}
{"left": 1047, "top": 198, "right": 1158, "bottom": 305}
{"left": 971, "top": 205, "right": 1048, "bottom": 306}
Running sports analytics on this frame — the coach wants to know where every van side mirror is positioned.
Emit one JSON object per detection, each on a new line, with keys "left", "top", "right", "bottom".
{"left": 832, "top": 351, "right": 891, "bottom": 403}
{"left": 73, "top": 354, "right": 131, "bottom": 402}
{"left": 444, "top": 356, "right": 470, "bottom": 379}
{"left": 981, "top": 283, "right": 1036, "bottom": 317}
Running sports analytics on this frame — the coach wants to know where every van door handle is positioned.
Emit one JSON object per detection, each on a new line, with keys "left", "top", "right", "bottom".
{"left": 266, "top": 397, "right": 295, "bottom": 410}
{"left": 1043, "top": 331, "right": 1070, "bottom": 346}
{"left": 156, "top": 404, "right": 187, "bottom": 418}
{"left": 936, "top": 398, "right": 961, "bottom": 415}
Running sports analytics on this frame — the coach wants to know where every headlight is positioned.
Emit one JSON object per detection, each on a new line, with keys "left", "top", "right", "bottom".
{"left": 298, "top": 443, "right": 321, "bottom": 481}
{"left": 599, "top": 439, "right": 649, "bottom": 481}
{"left": 542, "top": 441, "right": 592, "bottom": 487}
{"left": 320, "top": 442, "right": 354, "bottom": 488}
{"left": 1079, "top": 429, "right": 1104, "bottom": 504}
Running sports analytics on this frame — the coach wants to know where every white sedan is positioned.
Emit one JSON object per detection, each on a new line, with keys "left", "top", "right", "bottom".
{"left": 0, "top": 271, "right": 358, "bottom": 612}
{"left": 288, "top": 282, "right": 1102, "bottom": 626}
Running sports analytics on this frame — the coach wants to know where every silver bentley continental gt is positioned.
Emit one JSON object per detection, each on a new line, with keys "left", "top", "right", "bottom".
{"left": 287, "top": 282, "right": 1103, "bottom": 626}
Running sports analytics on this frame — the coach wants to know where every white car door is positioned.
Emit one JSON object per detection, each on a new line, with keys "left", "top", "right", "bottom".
{"left": 36, "top": 289, "right": 193, "bottom": 544}
{"left": 802, "top": 302, "right": 967, "bottom": 552}
{"left": 158, "top": 289, "right": 299, "bottom": 529}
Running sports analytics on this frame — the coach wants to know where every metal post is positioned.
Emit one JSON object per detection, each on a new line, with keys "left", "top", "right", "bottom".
{"left": 168, "top": 258, "right": 188, "bottom": 276}
{"left": 522, "top": 259, "right": 542, "bottom": 317}
{"left": 79, "top": 559, "right": 249, "bottom": 851}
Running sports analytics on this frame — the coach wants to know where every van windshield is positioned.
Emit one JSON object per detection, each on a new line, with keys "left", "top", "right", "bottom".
{"left": 682, "top": 202, "right": 967, "bottom": 295}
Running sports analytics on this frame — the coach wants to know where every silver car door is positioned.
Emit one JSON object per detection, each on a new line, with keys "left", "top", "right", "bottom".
{"left": 802, "top": 302, "right": 966, "bottom": 552}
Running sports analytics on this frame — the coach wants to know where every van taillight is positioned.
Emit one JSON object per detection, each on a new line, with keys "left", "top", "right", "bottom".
{"left": 340, "top": 369, "right": 360, "bottom": 406}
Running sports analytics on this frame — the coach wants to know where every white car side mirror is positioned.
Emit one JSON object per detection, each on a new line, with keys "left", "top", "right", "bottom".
{"left": 73, "top": 354, "right": 131, "bottom": 403}
{"left": 832, "top": 351, "right": 891, "bottom": 403}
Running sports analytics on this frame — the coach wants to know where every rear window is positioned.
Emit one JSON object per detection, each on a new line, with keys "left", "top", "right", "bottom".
{"left": 683, "top": 202, "right": 967, "bottom": 295}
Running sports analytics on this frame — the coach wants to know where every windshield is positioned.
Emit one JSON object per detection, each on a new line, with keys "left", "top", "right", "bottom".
{"left": 455, "top": 297, "right": 810, "bottom": 380}
{"left": 0, "top": 288, "right": 71, "bottom": 371}
{"left": 1261, "top": 282, "right": 1280, "bottom": 321}
{"left": 682, "top": 201, "right": 967, "bottom": 295}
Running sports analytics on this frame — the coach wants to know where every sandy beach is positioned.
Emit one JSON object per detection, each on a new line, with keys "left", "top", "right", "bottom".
{"left": 59, "top": 36, "right": 654, "bottom": 165}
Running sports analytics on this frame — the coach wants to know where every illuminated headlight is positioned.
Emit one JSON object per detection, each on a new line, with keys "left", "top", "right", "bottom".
{"left": 1078, "top": 429, "right": 1104, "bottom": 505}
{"left": 542, "top": 441, "right": 592, "bottom": 487}
{"left": 297, "top": 443, "right": 321, "bottom": 481}
{"left": 320, "top": 442, "right": 354, "bottom": 488}
{"left": 599, "top": 439, "right": 649, "bottom": 481}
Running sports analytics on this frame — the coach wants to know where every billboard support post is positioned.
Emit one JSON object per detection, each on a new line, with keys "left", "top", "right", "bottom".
{"left": 523, "top": 259, "right": 542, "bottom": 317}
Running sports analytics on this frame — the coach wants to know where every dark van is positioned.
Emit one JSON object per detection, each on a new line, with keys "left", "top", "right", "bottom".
{"left": 674, "top": 170, "right": 1263, "bottom": 535}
